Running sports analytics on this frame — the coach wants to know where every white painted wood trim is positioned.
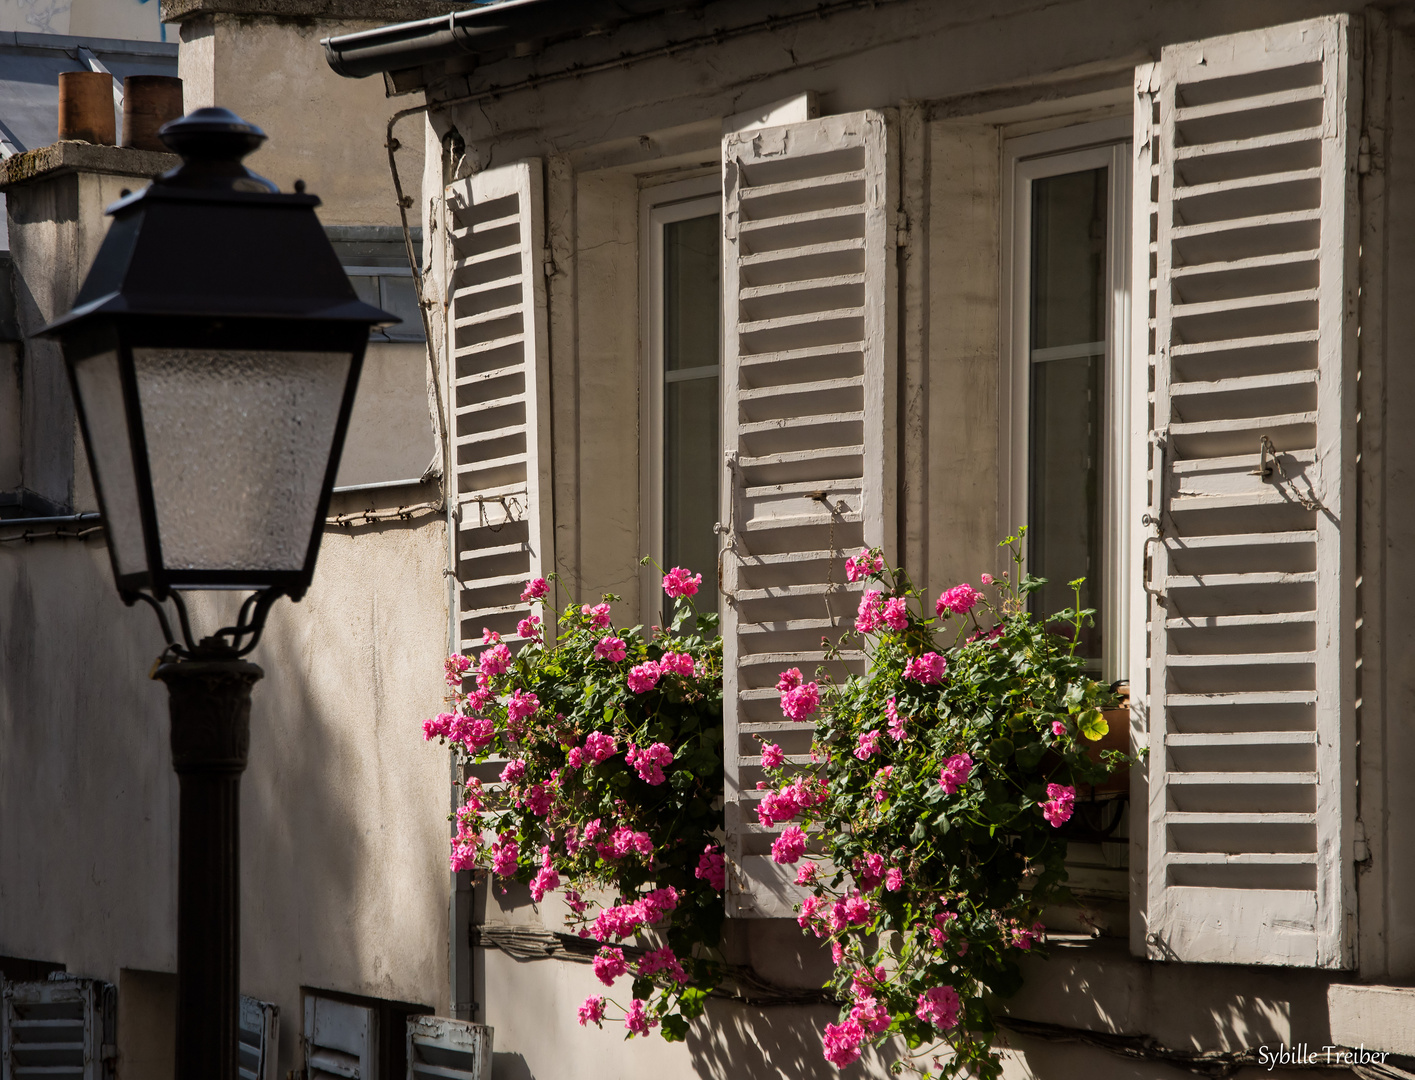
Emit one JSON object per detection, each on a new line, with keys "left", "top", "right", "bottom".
{"left": 720, "top": 108, "right": 897, "bottom": 918}
{"left": 1000, "top": 130, "right": 1132, "bottom": 682}
{"left": 444, "top": 160, "right": 555, "bottom": 652}
{"left": 638, "top": 174, "right": 722, "bottom": 623}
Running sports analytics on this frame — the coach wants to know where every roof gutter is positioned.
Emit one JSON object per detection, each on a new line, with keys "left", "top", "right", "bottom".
{"left": 322, "top": 0, "right": 679, "bottom": 80}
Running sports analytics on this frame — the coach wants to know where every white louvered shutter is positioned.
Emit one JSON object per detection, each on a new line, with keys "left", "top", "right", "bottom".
{"left": 2, "top": 977, "right": 115, "bottom": 1080}
{"left": 1135, "top": 15, "right": 1358, "bottom": 967}
{"left": 405, "top": 1017, "right": 491, "bottom": 1080}
{"left": 444, "top": 161, "right": 555, "bottom": 653}
{"left": 238, "top": 995, "right": 279, "bottom": 1080}
{"left": 304, "top": 996, "right": 376, "bottom": 1080}
{"left": 721, "top": 110, "right": 898, "bottom": 917}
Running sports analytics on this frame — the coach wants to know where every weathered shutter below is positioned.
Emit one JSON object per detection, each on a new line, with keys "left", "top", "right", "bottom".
{"left": 721, "top": 110, "right": 898, "bottom": 917}
{"left": 304, "top": 996, "right": 376, "bottom": 1080}
{"left": 444, "top": 161, "right": 554, "bottom": 655}
{"left": 1, "top": 977, "right": 115, "bottom": 1080}
{"left": 238, "top": 995, "right": 279, "bottom": 1080}
{"left": 1138, "top": 14, "right": 1357, "bottom": 967}
{"left": 405, "top": 1017, "right": 491, "bottom": 1080}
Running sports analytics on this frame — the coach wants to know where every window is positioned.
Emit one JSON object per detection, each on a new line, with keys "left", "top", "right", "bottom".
{"left": 1003, "top": 122, "right": 1131, "bottom": 679}
{"left": 641, "top": 175, "right": 723, "bottom": 618}
{"left": 325, "top": 226, "right": 425, "bottom": 343}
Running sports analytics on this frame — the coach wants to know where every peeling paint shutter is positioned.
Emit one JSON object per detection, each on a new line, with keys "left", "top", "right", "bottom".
{"left": 304, "top": 996, "right": 376, "bottom": 1080}
{"left": 720, "top": 111, "right": 898, "bottom": 917}
{"left": 238, "top": 995, "right": 279, "bottom": 1080}
{"left": 1136, "top": 15, "right": 1358, "bottom": 967}
{"left": 1, "top": 977, "right": 115, "bottom": 1080}
{"left": 444, "top": 161, "right": 555, "bottom": 653}
{"left": 405, "top": 1017, "right": 491, "bottom": 1080}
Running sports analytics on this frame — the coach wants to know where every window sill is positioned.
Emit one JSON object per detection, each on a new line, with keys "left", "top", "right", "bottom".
{"left": 1328, "top": 984, "right": 1415, "bottom": 1056}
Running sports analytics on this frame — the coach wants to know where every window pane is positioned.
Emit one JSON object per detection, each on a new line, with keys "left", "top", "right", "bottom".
{"left": 665, "top": 376, "right": 719, "bottom": 613}
{"left": 664, "top": 215, "right": 719, "bottom": 372}
{"left": 1031, "top": 169, "right": 1105, "bottom": 350}
{"left": 1028, "top": 167, "right": 1106, "bottom": 661}
{"left": 663, "top": 213, "right": 720, "bottom": 614}
{"left": 1029, "top": 354, "right": 1102, "bottom": 658}
{"left": 379, "top": 275, "right": 426, "bottom": 342}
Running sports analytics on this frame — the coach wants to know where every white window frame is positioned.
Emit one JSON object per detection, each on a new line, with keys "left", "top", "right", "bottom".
{"left": 638, "top": 173, "right": 723, "bottom": 621}
{"left": 1000, "top": 117, "right": 1132, "bottom": 681}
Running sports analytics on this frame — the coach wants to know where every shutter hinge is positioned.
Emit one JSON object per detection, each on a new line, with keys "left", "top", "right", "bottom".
{"left": 896, "top": 211, "right": 910, "bottom": 248}
{"left": 1358, "top": 133, "right": 1372, "bottom": 175}
{"left": 100, "top": 1044, "right": 117, "bottom": 1062}
{"left": 1354, "top": 819, "right": 1371, "bottom": 865}
{"left": 542, "top": 246, "right": 556, "bottom": 277}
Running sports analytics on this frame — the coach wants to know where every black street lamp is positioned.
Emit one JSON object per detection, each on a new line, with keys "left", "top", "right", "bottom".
{"left": 40, "top": 107, "right": 394, "bottom": 1079}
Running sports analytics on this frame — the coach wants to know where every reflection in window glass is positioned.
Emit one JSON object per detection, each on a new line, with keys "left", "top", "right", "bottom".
{"left": 1028, "top": 167, "right": 1106, "bottom": 661}
{"left": 662, "top": 213, "right": 721, "bottom": 615}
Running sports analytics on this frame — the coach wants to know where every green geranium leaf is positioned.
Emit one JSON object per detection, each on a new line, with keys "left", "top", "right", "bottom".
{"left": 1078, "top": 708, "right": 1109, "bottom": 741}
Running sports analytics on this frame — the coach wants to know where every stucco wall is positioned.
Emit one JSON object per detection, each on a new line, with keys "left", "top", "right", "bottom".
{"left": 177, "top": 12, "right": 424, "bottom": 227}
{"left": 0, "top": 11, "right": 451, "bottom": 1071}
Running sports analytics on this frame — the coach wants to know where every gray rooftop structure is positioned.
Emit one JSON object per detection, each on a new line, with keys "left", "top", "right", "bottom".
{"left": 0, "top": 31, "right": 178, "bottom": 249}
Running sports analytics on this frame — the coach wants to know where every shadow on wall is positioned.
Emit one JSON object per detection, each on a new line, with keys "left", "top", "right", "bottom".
{"left": 685, "top": 999, "right": 894, "bottom": 1080}
{"left": 492, "top": 1051, "right": 534, "bottom": 1080}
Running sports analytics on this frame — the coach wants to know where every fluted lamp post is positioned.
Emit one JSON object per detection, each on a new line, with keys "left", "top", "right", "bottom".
{"left": 40, "top": 107, "right": 395, "bottom": 1079}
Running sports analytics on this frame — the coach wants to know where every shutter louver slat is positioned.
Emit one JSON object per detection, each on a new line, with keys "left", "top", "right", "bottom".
{"left": 303, "top": 997, "right": 375, "bottom": 1080}
{"left": 2, "top": 979, "right": 113, "bottom": 1080}
{"left": 445, "top": 162, "right": 554, "bottom": 657}
{"left": 721, "top": 110, "right": 897, "bottom": 918}
{"left": 405, "top": 1017, "right": 492, "bottom": 1080}
{"left": 1137, "top": 15, "right": 1358, "bottom": 968}
{"left": 238, "top": 996, "right": 279, "bottom": 1080}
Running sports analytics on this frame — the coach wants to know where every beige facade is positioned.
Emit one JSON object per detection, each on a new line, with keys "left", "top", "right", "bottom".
{"left": 0, "top": 4, "right": 462, "bottom": 1077}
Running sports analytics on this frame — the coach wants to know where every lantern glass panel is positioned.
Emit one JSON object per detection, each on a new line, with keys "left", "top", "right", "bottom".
{"left": 72, "top": 350, "right": 148, "bottom": 577}
{"left": 132, "top": 347, "right": 352, "bottom": 574}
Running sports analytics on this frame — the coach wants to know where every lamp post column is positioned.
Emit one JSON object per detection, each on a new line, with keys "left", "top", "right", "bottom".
{"left": 156, "top": 656, "right": 264, "bottom": 1080}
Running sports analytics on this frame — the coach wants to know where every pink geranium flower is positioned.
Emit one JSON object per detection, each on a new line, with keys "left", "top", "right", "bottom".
{"left": 479, "top": 642, "right": 512, "bottom": 677}
{"left": 855, "top": 589, "right": 884, "bottom": 633}
{"left": 659, "top": 651, "right": 695, "bottom": 677}
{"left": 771, "top": 825, "right": 807, "bottom": 865}
{"left": 780, "top": 679, "right": 820, "bottom": 721}
{"left": 516, "top": 614, "right": 541, "bottom": 639}
{"left": 845, "top": 548, "right": 884, "bottom": 583}
{"left": 521, "top": 577, "right": 549, "bottom": 601}
{"left": 577, "top": 995, "right": 605, "bottom": 1027}
{"left": 506, "top": 689, "right": 539, "bottom": 723}
{"left": 500, "top": 759, "right": 526, "bottom": 784}
{"left": 903, "top": 651, "right": 947, "bottom": 684}
{"left": 822, "top": 1019, "right": 866, "bottom": 1067}
{"left": 695, "top": 844, "right": 725, "bottom": 890}
{"left": 662, "top": 567, "right": 702, "bottom": 598}
{"left": 939, "top": 752, "right": 972, "bottom": 794}
{"left": 937, "top": 583, "right": 984, "bottom": 616}
{"left": 583, "top": 731, "right": 616, "bottom": 763}
{"left": 886, "top": 696, "right": 907, "bottom": 741}
{"left": 627, "top": 661, "right": 661, "bottom": 693}
{"left": 916, "top": 985, "right": 961, "bottom": 1030}
{"left": 882, "top": 596, "right": 909, "bottom": 631}
{"left": 624, "top": 997, "right": 656, "bottom": 1036}
{"left": 760, "top": 742, "right": 785, "bottom": 768}
{"left": 594, "top": 635, "right": 627, "bottom": 661}
{"left": 581, "top": 602, "right": 612, "bottom": 629}
{"left": 855, "top": 729, "right": 880, "bottom": 760}
{"left": 1042, "top": 783, "right": 1076, "bottom": 827}
{"left": 592, "top": 947, "right": 628, "bottom": 986}
{"left": 626, "top": 741, "right": 673, "bottom": 785}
